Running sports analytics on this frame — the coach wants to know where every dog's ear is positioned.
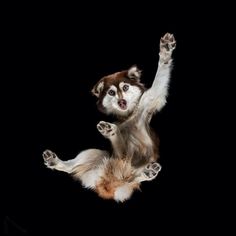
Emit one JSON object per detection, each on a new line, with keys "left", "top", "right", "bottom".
{"left": 91, "top": 78, "right": 104, "bottom": 98}
{"left": 127, "top": 65, "right": 142, "bottom": 81}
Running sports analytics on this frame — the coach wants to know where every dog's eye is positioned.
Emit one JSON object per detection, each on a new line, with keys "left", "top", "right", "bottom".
{"left": 123, "top": 84, "right": 129, "bottom": 92}
{"left": 108, "top": 90, "right": 115, "bottom": 96}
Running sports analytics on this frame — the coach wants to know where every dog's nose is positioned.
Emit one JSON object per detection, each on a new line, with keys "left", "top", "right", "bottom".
{"left": 118, "top": 99, "right": 127, "bottom": 109}
{"left": 118, "top": 99, "right": 127, "bottom": 106}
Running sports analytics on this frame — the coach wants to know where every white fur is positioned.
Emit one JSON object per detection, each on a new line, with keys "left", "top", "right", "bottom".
{"left": 80, "top": 169, "right": 101, "bottom": 189}
{"left": 102, "top": 83, "right": 142, "bottom": 116}
{"left": 128, "top": 66, "right": 141, "bottom": 80}
{"left": 138, "top": 60, "right": 172, "bottom": 120}
{"left": 114, "top": 184, "right": 133, "bottom": 202}
{"left": 69, "top": 149, "right": 106, "bottom": 169}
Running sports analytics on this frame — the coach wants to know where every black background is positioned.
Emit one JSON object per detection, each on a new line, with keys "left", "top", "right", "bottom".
{"left": 3, "top": 2, "right": 217, "bottom": 235}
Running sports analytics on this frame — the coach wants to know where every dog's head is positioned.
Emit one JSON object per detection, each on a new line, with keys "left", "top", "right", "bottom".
{"left": 92, "top": 66, "right": 146, "bottom": 117}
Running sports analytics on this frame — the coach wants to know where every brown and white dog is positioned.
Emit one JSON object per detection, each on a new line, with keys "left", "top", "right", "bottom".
{"left": 43, "top": 33, "right": 176, "bottom": 202}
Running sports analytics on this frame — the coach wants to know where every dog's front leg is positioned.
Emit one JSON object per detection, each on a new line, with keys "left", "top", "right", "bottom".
{"left": 97, "top": 121, "right": 125, "bottom": 158}
{"left": 139, "top": 33, "right": 176, "bottom": 120}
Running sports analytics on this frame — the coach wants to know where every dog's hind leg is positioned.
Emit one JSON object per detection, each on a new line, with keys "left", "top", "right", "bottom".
{"left": 43, "top": 149, "right": 107, "bottom": 174}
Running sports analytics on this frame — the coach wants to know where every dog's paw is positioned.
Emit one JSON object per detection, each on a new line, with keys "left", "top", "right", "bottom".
{"left": 43, "top": 149, "right": 59, "bottom": 169}
{"left": 159, "top": 33, "right": 176, "bottom": 63}
{"left": 97, "top": 121, "right": 117, "bottom": 138}
{"left": 142, "top": 162, "right": 162, "bottom": 181}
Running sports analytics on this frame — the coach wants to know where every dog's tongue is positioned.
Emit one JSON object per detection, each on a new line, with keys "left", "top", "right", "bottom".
{"left": 118, "top": 99, "right": 127, "bottom": 110}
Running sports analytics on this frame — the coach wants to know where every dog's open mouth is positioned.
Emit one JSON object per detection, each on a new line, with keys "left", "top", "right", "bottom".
{"left": 118, "top": 99, "right": 127, "bottom": 110}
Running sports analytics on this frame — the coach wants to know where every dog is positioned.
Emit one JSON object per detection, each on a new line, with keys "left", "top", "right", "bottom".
{"left": 43, "top": 33, "right": 176, "bottom": 202}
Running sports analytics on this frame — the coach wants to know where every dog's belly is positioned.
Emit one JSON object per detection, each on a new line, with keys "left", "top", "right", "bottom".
{"left": 120, "top": 123, "right": 155, "bottom": 167}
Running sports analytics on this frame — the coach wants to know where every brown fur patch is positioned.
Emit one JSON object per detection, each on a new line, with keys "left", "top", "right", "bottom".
{"left": 95, "top": 158, "right": 138, "bottom": 200}
{"left": 101, "top": 70, "right": 145, "bottom": 93}
{"left": 96, "top": 178, "right": 123, "bottom": 199}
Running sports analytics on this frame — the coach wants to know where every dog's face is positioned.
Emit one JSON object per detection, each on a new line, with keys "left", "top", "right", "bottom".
{"left": 92, "top": 66, "right": 146, "bottom": 117}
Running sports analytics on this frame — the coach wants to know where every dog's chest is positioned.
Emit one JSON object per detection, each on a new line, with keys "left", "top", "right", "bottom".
{"left": 119, "top": 121, "right": 153, "bottom": 154}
